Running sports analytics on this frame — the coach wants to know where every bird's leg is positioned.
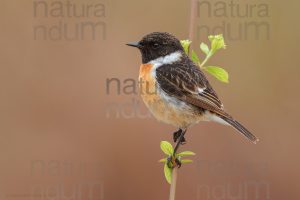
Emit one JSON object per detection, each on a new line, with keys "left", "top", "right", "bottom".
{"left": 173, "top": 129, "right": 186, "bottom": 144}
{"left": 173, "top": 129, "right": 186, "bottom": 155}
{"left": 167, "top": 129, "right": 187, "bottom": 168}
{"left": 168, "top": 129, "right": 187, "bottom": 168}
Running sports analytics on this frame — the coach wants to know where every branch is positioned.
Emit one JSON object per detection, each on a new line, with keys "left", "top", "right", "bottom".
{"left": 169, "top": 167, "right": 178, "bottom": 200}
{"left": 168, "top": 2, "right": 197, "bottom": 200}
{"left": 188, "top": 0, "right": 197, "bottom": 41}
{"left": 167, "top": 3, "right": 198, "bottom": 200}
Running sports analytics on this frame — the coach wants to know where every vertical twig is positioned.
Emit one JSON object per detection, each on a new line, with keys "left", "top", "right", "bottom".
{"left": 188, "top": 0, "right": 197, "bottom": 41}
{"left": 168, "top": 1, "right": 197, "bottom": 200}
{"left": 169, "top": 168, "right": 178, "bottom": 200}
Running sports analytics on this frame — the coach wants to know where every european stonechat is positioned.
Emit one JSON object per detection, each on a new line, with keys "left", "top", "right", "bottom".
{"left": 127, "top": 32, "right": 258, "bottom": 151}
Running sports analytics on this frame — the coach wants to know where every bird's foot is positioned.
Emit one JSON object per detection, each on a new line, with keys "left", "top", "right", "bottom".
{"left": 173, "top": 129, "right": 186, "bottom": 145}
{"left": 167, "top": 156, "right": 182, "bottom": 168}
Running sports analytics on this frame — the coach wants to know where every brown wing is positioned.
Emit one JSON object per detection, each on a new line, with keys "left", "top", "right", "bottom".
{"left": 156, "top": 61, "right": 225, "bottom": 115}
{"left": 156, "top": 61, "right": 259, "bottom": 143}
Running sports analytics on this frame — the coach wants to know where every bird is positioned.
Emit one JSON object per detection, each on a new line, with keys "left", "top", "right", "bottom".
{"left": 127, "top": 32, "right": 258, "bottom": 155}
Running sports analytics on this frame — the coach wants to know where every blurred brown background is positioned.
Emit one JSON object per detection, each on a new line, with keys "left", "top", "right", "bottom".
{"left": 0, "top": 0, "right": 299, "bottom": 199}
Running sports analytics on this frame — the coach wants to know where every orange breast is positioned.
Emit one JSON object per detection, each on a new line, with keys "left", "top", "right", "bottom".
{"left": 138, "top": 64, "right": 205, "bottom": 128}
{"left": 139, "top": 64, "right": 157, "bottom": 99}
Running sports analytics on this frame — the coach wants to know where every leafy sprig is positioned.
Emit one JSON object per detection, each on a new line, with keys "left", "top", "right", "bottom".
{"left": 159, "top": 141, "right": 195, "bottom": 184}
{"left": 180, "top": 34, "right": 229, "bottom": 83}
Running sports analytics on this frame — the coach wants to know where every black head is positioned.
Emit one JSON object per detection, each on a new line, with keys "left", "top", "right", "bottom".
{"left": 127, "top": 32, "right": 184, "bottom": 64}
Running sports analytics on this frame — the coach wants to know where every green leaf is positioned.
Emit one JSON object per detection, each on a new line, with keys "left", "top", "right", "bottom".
{"left": 164, "top": 163, "right": 172, "bottom": 184}
{"left": 181, "top": 159, "right": 193, "bottom": 164}
{"left": 208, "top": 34, "right": 226, "bottom": 53}
{"left": 159, "top": 158, "right": 167, "bottom": 163}
{"left": 191, "top": 50, "right": 201, "bottom": 64}
{"left": 177, "top": 151, "right": 196, "bottom": 157}
{"left": 204, "top": 66, "right": 229, "bottom": 83}
{"left": 180, "top": 40, "right": 192, "bottom": 55}
{"left": 200, "top": 43, "right": 210, "bottom": 55}
{"left": 160, "top": 141, "right": 174, "bottom": 155}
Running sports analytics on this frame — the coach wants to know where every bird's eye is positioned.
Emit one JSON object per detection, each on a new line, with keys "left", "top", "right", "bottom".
{"left": 153, "top": 43, "right": 159, "bottom": 49}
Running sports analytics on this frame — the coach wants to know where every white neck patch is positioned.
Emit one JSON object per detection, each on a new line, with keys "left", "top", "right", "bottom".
{"left": 148, "top": 51, "right": 182, "bottom": 77}
{"left": 148, "top": 51, "right": 182, "bottom": 67}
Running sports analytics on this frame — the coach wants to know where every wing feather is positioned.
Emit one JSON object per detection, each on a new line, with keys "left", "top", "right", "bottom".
{"left": 155, "top": 61, "right": 258, "bottom": 143}
{"left": 156, "top": 61, "right": 223, "bottom": 112}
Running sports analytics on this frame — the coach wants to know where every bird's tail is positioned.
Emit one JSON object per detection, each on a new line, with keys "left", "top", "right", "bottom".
{"left": 219, "top": 114, "right": 259, "bottom": 144}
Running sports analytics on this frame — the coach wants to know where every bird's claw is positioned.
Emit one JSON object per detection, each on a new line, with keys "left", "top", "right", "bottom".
{"left": 173, "top": 129, "right": 186, "bottom": 144}
{"left": 167, "top": 156, "right": 182, "bottom": 168}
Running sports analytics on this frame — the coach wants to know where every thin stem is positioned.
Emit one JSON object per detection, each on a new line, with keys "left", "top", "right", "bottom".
{"left": 199, "top": 53, "right": 212, "bottom": 68}
{"left": 188, "top": 0, "right": 197, "bottom": 55}
{"left": 188, "top": 0, "right": 197, "bottom": 41}
{"left": 169, "top": 167, "right": 178, "bottom": 200}
{"left": 168, "top": 2, "right": 197, "bottom": 200}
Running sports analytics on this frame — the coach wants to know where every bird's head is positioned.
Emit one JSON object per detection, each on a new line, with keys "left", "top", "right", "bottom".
{"left": 127, "top": 32, "right": 184, "bottom": 64}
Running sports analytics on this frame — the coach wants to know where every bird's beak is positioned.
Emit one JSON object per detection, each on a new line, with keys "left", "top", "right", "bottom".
{"left": 126, "top": 42, "right": 140, "bottom": 48}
